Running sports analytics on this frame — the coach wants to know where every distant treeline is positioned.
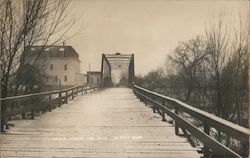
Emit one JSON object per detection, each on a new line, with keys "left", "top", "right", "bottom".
{"left": 135, "top": 14, "right": 248, "bottom": 127}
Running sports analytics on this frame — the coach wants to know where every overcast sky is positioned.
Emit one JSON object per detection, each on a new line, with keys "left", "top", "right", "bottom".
{"left": 67, "top": 0, "right": 249, "bottom": 76}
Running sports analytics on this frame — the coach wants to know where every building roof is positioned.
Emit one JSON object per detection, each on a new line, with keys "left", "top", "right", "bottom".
{"left": 23, "top": 46, "right": 79, "bottom": 58}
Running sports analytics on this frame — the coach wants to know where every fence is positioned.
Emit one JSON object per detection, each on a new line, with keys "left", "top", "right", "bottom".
{"left": 0, "top": 84, "right": 100, "bottom": 132}
{"left": 133, "top": 84, "right": 249, "bottom": 158}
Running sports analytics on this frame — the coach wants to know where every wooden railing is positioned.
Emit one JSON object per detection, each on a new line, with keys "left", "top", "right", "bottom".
{"left": 0, "top": 84, "right": 100, "bottom": 132}
{"left": 132, "top": 84, "right": 249, "bottom": 158}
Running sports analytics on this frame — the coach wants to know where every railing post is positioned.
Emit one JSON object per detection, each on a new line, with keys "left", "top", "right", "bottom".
{"left": 30, "top": 96, "right": 34, "bottom": 120}
{"left": 85, "top": 85, "right": 87, "bottom": 94}
{"left": 0, "top": 100, "right": 1, "bottom": 132}
{"left": 21, "top": 100, "right": 26, "bottom": 119}
{"left": 76, "top": 87, "right": 79, "bottom": 96}
{"left": 81, "top": 86, "right": 84, "bottom": 95}
{"left": 65, "top": 91, "right": 68, "bottom": 104}
{"left": 49, "top": 94, "right": 52, "bottom": 111}
{"left": 152, "top": 95, "right": 156, "bottom": 113}
{"left": 71, "top": 89, "right": 74, "bottom": 100}
{"left": 175, "top": 105, "right": 179, "bottom": 135}
{"left": 139, "top": 93, "right": 142, "bottom": 102}
{"left": 59, "top": 91, "right": 62, "bottom": 107}
{"left": 0, "top": 102, "right": 4, "bottom": 132}
{"left": 144, "top": 98, "right": 147, "bottom": 106}
{"left": 161, "top": 100, "right": 166, "bottom": 122}
{"left": 242, "top": 141, "right": 249, "bottom": 157}
{"left": 203, "top": 123, "right": 210, "bottom": 157}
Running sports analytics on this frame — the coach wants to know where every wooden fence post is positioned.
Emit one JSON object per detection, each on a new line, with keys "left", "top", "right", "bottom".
{"left": 152, "top": 96, "right": 156, "bottom": 113}
{"left": 49, "top": 94, "right": 52, "bottom": 111}
{"left": 203, "top": 123, "right": 210, "bottom": 157}
{"left": 59, "top": 91, "right": 62, "bottom": 107}
{"left": 0, "top": 100, "right": 1, "bottom": 132}
{"left": 71, "top": 89, "right": 74, "bottom": 100}
{"left": 30, "top": 96, "right": 35, "bottom": 119}
{"left": 65, "top": 91, "right": 68, "bottom": 104}
{"left": 242, "top": 140, "right": 249, "bottom": 157}
{"left": 0, "top": 101, "right": 4, "bottom": 132}
{"left": 175, "top": 105, "right": 179, "bottom": 135}
{"left": 76, "top": 87, "right": 78, "bottom": 96}
{"left": 144, "top": 97, "right": 147, "bottom": 106}
{"left": 21, "top": 100, "right": 26, "bottom": 119}
{"left": 161, "top": 100, "right": 166, "bottom": 122}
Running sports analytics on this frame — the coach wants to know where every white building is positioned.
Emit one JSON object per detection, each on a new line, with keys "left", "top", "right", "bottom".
{"left": 22, "top": 46, "right": 85, "bottom": 88}
{"left": 86, "top": 71, "right": 101, "bottom": 84}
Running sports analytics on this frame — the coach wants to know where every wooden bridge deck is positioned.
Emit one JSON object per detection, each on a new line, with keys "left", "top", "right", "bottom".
{"left": 0, "top": 88, "right": 199, "bottom": 158}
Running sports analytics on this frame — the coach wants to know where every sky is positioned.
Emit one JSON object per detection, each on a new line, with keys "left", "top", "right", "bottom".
{"left": 66, "top": 0, "right": 249, "bottom": 76}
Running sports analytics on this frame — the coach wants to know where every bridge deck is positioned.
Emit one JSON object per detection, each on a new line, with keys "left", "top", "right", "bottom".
{"left": 0, "top": 88, "right": 199, "bottom": 158}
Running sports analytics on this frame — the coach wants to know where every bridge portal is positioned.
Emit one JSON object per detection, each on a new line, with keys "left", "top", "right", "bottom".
{"left": 100, "top": 53, "right": 134, "bottom": 87}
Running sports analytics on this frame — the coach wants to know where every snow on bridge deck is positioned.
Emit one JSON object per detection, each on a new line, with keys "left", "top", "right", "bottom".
{"left": 0, "top": 88, "right": 199, "bottom": 158}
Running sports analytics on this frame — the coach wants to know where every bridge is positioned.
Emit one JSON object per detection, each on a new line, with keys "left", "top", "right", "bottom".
{"left": 0, "top": 53, "right": 249, "bottom": 158}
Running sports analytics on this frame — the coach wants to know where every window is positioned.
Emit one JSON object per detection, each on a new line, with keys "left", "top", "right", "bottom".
{"left": 60, "top": 48, "right": 65, "bottom": 57}
{"left": 42, "top": 51, "right": 49, "bottom": 57}
{"left": 64, "top": 64, "right": 67, "bottom": 70}
{"left": 45, "top": 48, "right": 50, "bottom": 56}
{"left": 64, "top": 76, "right": 67, "bottom": 82}
{"left": 97, "top": 78, "right": 100, "bottom": 83}
{"left": 87, "top": 76, "right": 90, "bottom": 84}
{"left": 55, "top": 75, "right": 58, "bottom": 82}
{"left": 50, "top": 64, "right": 53, "bottom": 70}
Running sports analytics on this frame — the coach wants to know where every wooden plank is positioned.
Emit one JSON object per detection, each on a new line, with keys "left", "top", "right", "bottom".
{"left": 0, "top": 88, "right": 199, "bottom": 158}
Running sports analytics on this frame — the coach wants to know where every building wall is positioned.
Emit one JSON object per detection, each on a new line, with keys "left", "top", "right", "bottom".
{"left": 87, "top": 74, "right": 100, "bottom": 84}
{"left": 75, "top": 73, "right": 86, "bottom": 86}
{"left": 25, "top": 57, "right": 84, "bottom": 87}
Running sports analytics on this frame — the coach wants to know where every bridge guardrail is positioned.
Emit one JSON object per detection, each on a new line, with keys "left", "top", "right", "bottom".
{"left": 0, "top": 84, "right": 100, "bottom": 132}
{"left": 132, "top": 84, "right": 249, "bottom": 158}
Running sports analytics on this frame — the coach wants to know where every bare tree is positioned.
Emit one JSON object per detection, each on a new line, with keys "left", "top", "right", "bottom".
{"left": 137, "top": 10, "right": 248, "bottom": 154}
{"left": 0, "top": 0, "right": 76, "bottom": 132}
{"left": 0, "top": 0, "right": 75, "bottom": 98}
{"left": 143, "top": 68, "right": 165, "bottom": 92}
{"left": 169, "top": 35, "right": 208, "bottom": 103}
{"left": 220, "top": 13, "right": 249, "bottom": 125}
{"left": 205, "top": 13, "right": 230, "bottom": 117}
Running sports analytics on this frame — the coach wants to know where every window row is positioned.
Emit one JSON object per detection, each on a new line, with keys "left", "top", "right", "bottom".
{"left": 50, "top": 64, "right": 67, "bottom": 70}
{"left": 54, "top": 76, "right": 68, "bottom": 82}
{"left": 30, "top": 51, "right": 65, "bottom": 57}
{"left": 87, "top": 77, "right": 100, "bottom": 83}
